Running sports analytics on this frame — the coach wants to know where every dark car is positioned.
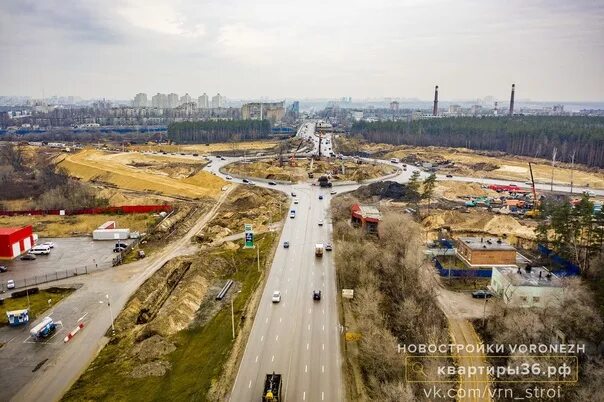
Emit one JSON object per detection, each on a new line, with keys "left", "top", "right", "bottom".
{"left": 20, "top": 254, "right": 36, "bottom": 261}
{"left": 472, "top": 290, "right": 494, "bottom": 299}
{"left": 0, "top": 266, "right": 7, "bottom": 273}
{"left": 446, "top": 174, "right": 453, "bottom": 178}
{"left": 283, "top": 241, "right": 290, "bottom": 248}
{"left": 268, "top": 181, "right": 277, "bottom": 186}
{"left": 318, "top": 195, "right": 323, "bottom": 200}
{"left": 242, "top": 178, "right": 250, "bottom": 184}
{"left": 313, "top": 290, "right": 321, "bottom": 301}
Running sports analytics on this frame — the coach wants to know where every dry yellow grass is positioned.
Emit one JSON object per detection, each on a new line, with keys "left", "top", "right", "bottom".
{"left": 129, "top": 141, "right": 278, "bottom": 153}
{"left": 385, "top": 146, "right": 604, "bottom": 189}
{"left": 57, "top": 149, "right": 225, "bottom": 199}
{"left": 0, "top": 214, "right": 156, "bottom": 237}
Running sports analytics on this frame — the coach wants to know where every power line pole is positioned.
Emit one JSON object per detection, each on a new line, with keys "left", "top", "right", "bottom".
{"left": 569, "top": 150, "right": 576, "bottom": 194}
{"left": 550, "top": 147, "right": 557, "bottom": 192}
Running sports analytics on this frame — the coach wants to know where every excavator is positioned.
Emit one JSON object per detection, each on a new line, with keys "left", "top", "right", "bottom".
{"left": 525, "top": 162, "right": 540, "bottom": 218}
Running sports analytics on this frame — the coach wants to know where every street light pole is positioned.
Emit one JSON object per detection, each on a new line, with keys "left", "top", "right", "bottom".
{"left": 231, "top": 298, "right": 235, "bottom": 339}
{"left": 106, "top": 294, "right": 115, "bottom": 335}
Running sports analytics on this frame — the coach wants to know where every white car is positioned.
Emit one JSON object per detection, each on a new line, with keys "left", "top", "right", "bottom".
{"left": 225, "top": 175, "right": 233, "bottom": 180}
{"left": 272, "top": 291, "right": 281, "bottom": 303}
{"left": 6, "top": 279, "right": 15, "bottom": 289}
{"left": 330, "top": 190, "right": 337, "bottom": 195}
{"left": 41, "top": 241, "right": 55, "bottom": 248}
{"left": 318, "top": 219, "right": 324, "bottom": 226}
{"left": 293, "top": 198, "right": 299, "bottom": 204}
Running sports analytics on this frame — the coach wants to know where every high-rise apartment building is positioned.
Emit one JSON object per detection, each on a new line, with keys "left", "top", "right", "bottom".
{"left": 198, "top": 93, "right": 209, "bottom": 109}
{"left": 167, "top": 93, "right": 179, "bottom": 108}
{"left": 180, "top": 93, "right": 192, "bottom": 105}
{"left": 151, "top": 93, "right": 168, "bottom": 108}
{"left": 211, "top": 93, "right": 224, "bottom": 108}
{"left": 133, "top": 93, "right": 148, "bottom": 107}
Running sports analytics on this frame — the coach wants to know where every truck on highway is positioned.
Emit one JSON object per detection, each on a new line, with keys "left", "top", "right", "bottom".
{"left": 318, "top": 175, "right": 332, "bottom": 188}
{"left": 262, "top": 372, "right": 282, "bottom": 401}
{"left": 315, "top": 243, "right": 324, "bottom": 257}
{"left": 30, "top": 316, "right": 56, "bottom": 340}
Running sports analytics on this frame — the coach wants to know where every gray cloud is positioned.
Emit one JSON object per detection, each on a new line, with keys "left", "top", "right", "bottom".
{"left": 0, "top": 0, "right": 602, "bottom": 101}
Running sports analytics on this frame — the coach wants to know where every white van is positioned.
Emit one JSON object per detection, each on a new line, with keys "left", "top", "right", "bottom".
{"left": 390, "top": 158, "right": 400, "bottom": 164}
{"left": 29, "top": 245, "right": 51, "bottom": 255}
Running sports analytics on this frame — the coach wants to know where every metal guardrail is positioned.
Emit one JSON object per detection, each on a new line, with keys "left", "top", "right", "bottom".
{"left": 0, "top": 264, "right": 102, "bottom": 293}
{"left": 216, "top": 279, "right": 234, "bottom": 300}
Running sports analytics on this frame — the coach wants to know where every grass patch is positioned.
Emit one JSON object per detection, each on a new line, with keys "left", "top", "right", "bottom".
{"left": 0, "top": 214, "right": 157, "bottom": 238}
{"left": 62, "top": 233, "right": 276, "bottom": 402}
{"left": 0, "top": 287, "right": 74, "bottom": 326}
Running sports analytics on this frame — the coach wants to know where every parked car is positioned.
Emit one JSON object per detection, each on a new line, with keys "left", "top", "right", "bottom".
{"left": 272, "top": 290, "right": 281, "bottom": 303}
{"left": 20, "top": 254, "right": 36, "bottom": 261}
{"left": 313, "top": 290, "right": 321, "bottom": 301}
{"left": 28, "top": 245, "right": 51, "bottom": 255}
{"left": 41, "top": 241, "right": 55, "bottom": 248}
{"left": 7, "top": 280, "right": 15, "bottom": 289}
{"left": 283, "top": 241, "right": 289, "bottom": 248}
{"left": 268, "top": 181, "right": 277, "bottom": 186}
{"left": 472, "top": 290, "right": 494, "bottom": 299}
{"left": 0, "top": 266, "right": 7, "bottom": 273}
{"left": 325, "top": 243, "right": 332, "bottom": 251}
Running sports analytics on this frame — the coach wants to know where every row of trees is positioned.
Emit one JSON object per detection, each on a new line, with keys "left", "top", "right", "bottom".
{"left": 351, "top": 116, "right": 604, "bottom": 167}
{"left": 537, "top": 194, "right": 603, "bottom": 275}
{"left": 332, "top": 195, "right": 448, "bottom": 400}
{"left": 167, "top": 120, "right": 271, "bottom": 144}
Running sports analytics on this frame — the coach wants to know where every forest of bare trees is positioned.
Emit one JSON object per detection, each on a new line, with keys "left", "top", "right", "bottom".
{"left": 332, "top": 195, "right": 448, "bottom": 401}
{"left": 351, "top": 116, "right": 604, "bottom": 168}
{"left": 167, "top": 120, "right": 271, "bottom": 144}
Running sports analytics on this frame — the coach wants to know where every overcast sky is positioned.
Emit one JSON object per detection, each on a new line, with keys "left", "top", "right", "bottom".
{"left": 1, "top": 0, "right": 603, "bottom": 101}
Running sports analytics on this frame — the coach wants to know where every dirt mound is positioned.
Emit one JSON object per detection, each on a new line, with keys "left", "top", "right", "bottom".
{"left": 356, "top": 181, "right": 418, "bottom": 201}
{"left": 422, "top": 210, "right": 536, "bottom": 239}
{"left": 436, "top": 182, "right": 498, "bottom": 201}
{"left": 130, "top": 361, "right": 171, "bottom": 378}
{"left": 131, "top": 335, "right": 176, "bottom": 361}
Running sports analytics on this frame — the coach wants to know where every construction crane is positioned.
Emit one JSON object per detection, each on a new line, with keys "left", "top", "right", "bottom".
{"left": 289, "top": 138, "right": 304, "bottom": 167}
{"left": 526, "top": 162, "right": 540, "bottom": 218}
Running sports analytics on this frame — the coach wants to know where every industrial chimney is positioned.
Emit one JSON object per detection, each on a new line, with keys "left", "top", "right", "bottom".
{"left": 509, "top": 84, "right": 515, "bottom": 116}
{"left": 433, "top": 85, "right": 439, "bottom": 116}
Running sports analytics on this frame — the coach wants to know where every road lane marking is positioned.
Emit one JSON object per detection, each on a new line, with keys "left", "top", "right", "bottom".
{"left": 322, "top": 391, "right": 325, "bottom": 400}
{"left": 309, "top": 308, "right": 311, "bottom": 314}
{"left": 272, "top": 355, "right": 275, "bottom": 362}
{"left": 307, "top": 343, "right": 309, "bottom": 350}
{"left": 261, "top": 335, "right": 264, "bottom": 342}
{"left": 279, "top": 317, "right": 282, "bottom": 323}
{"left": 305, "top": 365, "right": 307, "bottom": 373}
{"left": 265, "top": 317, "right": 268, "bottom": 323}
{"left": 322, "top": 365, "right": 325, "bottom": 373}
{"left": 276, "top": 335, "right": 279, "bottom": 341}
{"left": 77, "top": 312, "right": 88, "bottom": 322}
{"left": 303, "top": 391, "right": 306, "bottom": 400}
{"left": 255, "top": 355, "right": 258, "bottom": 363}
{"left": 285, "top": 289, "right": 288, "bottom": 295}
{"left": 322, "top": 343, "right": 325, "bottom": 351}
{"left": 322, "top": 309, "right": 325, "bottom": 315}
{"left": 308, "top": 324, "right": 310, "bottom": 330}
{"left": 249, "top": 380, "right": 252, "bottom": 388}
{"left": 322, "top": 325, "right": 325, "bottom": 331}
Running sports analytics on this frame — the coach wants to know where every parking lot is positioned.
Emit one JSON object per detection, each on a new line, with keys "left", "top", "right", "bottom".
{"left": 0, "top": 237, "right": 131, "bottom": 291}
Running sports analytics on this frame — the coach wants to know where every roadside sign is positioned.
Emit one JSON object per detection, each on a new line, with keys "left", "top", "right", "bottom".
{"left": 244, "top": 224, "right": 254, "bottom": 248}
{"left": 342, "top": 289, "right": 354, "bottom": 299}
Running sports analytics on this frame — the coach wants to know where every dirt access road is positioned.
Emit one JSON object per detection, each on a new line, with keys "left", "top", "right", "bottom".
{"left": 437, "top": 288, "right": 492, "bottom": 402}
{"left": 8, "top": 186, "right": 236, "bottom": 402}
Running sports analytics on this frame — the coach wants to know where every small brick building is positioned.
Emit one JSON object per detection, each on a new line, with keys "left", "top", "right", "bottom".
{"left": 0, "top": 226, "right": 35, "bottom": 260}
{"left": 456, "top": 236, "right": 517, "bottom": 268}
{"left": 351, "top": 204, "right": 381, "bottom": 233}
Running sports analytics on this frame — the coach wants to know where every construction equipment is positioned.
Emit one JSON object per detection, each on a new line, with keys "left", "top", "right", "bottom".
{"left": 262, "top": 372, "right": 282, "bottom": 401}
{"left": 525, "top": 162, "right": 540, "bottom": 218}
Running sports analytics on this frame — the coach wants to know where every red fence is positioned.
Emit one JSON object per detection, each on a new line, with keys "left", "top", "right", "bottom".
{"left": 0, "top": 205, "right": 172, "bottom": 217}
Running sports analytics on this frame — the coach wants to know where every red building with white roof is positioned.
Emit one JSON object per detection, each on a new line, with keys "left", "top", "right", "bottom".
{"left": 351, "top": 204, "right": 381, "bottom": 233}
{"left": 0, "top": 226, "right": 35, "bottom": 259}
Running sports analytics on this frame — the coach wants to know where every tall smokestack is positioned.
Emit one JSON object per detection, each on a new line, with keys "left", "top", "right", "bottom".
{"left": 433, "top": 85, "right": 439, "bottom": 116}
{"left": 509, "top": 84, "right": 515, "bottom": 116}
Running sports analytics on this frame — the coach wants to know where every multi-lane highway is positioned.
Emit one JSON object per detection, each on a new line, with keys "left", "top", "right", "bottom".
{"left": 219, "top": 122, "right": 343, "bottom": 401}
